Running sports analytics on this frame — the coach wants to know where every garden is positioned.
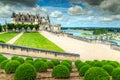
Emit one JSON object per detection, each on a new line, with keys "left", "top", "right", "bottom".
{"left": 0, "top": 32, "right": 19, "bottom": 43}
{"left": 0, "top": 53, "right": 120, "bottom": 80}
{"left": 14, "top": 32, "right": 64, "bottom": 52}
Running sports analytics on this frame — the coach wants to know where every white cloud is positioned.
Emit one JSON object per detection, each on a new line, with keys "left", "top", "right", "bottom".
{"left": 99, "top": 17, "right": 113, "bottom": 21}
{"left": 76, "top": 16, "right": 95, "bottom": 21}
{"left": 50, "top": 11, "right": 63, "bottom": 18}
{"left": 68, "top": 6, "right": 85, "bottom": 16}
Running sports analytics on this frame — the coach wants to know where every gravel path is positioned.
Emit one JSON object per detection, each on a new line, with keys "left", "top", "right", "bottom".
{"left": 40, "top": 31, "right": 120, "bottom": 61}
{"left": 7, "top": 32, "right": 23, "bottom": 44}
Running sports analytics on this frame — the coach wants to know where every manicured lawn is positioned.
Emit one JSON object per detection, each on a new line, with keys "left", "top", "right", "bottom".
{"left": 0, "top": 32, "right": 19, "bottom": 42}
{"left": 14, "top": 32, "right": 65, "bottom": 52}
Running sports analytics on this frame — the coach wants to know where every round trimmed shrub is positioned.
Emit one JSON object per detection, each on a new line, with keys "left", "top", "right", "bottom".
{"left": 61, "top": 61, "right": 72, "bottom": 71}
{"left": 84, "top": 67, "right": 110, "bottom": 80}
{"left": 11, "top": 56, "right": 19, "bottom": 60}
{"left": 16, "top": 57, "right": 24, "bottom": 64}
{"left": 0, "top": 60, "right": 9, "bottom": 69}
{"left": 79, "top": 64, "right": 91, "bottom": 76}
{"left": 26, "top": 57, "right": 33, "bottom": 61}
{"left": 102, "top": 65, "right": 114, "bottom": 75}
{"left": 52, "top": 65, "right": 70, "bottom": 79}
{"left": 112, "top": 67, "right": 120, "bottom": 80}
{"left": 77, "top": 62, "right": 88, "bottom": 71}
{"left": 25, "top": 60, "right": 34, "bottom": 65}
{"left": 51, "top": 59, "right": 60, "bottom": 66}
{"left": 85, "top": 61, "right": 92, "bottom": 65}
{"left": 47, "top": 61, "right": 54, "bottom": 68}
{"left": 34, "top": 58, "right": 41, "bottom": 63}
{"left": 92, "top": 61, "right": 103, "bottom": 67}
{"left": 5, "top": 60, "right": 21, "bottom": 74}
{"left": 14, "top": 63, "right": 37, "bottom": 80}
{"left": 75, "top": 60, "right": 82, "bottom": 68}
{"left": 108, "top": 61, "right": 118, "bottom": 68}
{"left": 62, "top": 60, "right": 72, "bottom": 66}
{"left": 0, "top": 55, "right": 7, "bottom": 63}
{"left": 41, "top": 58, "right": 47, "bottom": 62}
{"left": 34, "top": 61, "right": 47, "bottom": 72}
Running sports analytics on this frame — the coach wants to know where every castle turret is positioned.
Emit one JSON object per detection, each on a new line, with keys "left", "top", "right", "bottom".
{"left": 11, "top": 12, "right": 16, "bottom": 23}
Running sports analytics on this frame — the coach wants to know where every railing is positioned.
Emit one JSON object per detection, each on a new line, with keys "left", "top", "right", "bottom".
{"left": 0, "top": 43, "right": 80, "bottom": 61}
{"left": 66, "top": 34, "right": 120, "bottom": 52}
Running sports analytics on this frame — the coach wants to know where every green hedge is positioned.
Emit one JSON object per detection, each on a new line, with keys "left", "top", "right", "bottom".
{"left": 102, "top": 65, "right": 114, "bottom": 75}
{"left": 0, "top": 55, "right": 7, "bottom": 63}
{"left": 112, "top": 67, "right": 120, "bottom": 80}
{"left": 14, "top": 63, "right": 37, "bottom": 80}
{"left": 61, "top": 61, "right": 72, "bottom": 72}
{"left": 47, "top": 61, "right": 54, "bottom": 68}
{"left": 5, "top": 60, "right": 21, "bottom": 74}
{"left": 79, "top": 64, "right": 91, "bottom": 76}
{"left": 84, "top": 67, "right": 110, "bottom": 80}
{"left": 26, "top": 57, "right": 33, "bottom": 61}
{"left": 52, "top": 65, "right": 70, "bottom": 79}
{"left": 0, "top": 60, "right": 9, "bottom": 69}
{"left": 34, "top": 61, "right": 47, "bottom": 72}
{"left": 51, "top": 59, "right": 60, "bottom": 66}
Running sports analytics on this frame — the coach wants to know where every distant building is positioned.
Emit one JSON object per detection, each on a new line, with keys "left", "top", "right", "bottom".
{"left": 11, "top": 12, "right": 61, "bottom": 32}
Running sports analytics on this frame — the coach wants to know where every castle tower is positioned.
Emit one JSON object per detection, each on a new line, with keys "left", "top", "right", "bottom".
{"left": 11, "top": 12, "right": 16, "bottom": 24}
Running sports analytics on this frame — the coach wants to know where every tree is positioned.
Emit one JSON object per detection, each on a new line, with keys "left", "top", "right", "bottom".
{"left": 0, "top": 24, "right": 2, "bottom": 32}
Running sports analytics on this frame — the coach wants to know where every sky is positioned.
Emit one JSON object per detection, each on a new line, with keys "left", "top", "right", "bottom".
{"left": 0, "top": 0, "right": 120, "bottom": 27}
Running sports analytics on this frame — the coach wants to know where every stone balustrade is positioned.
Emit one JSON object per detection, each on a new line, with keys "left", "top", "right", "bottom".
{"left": 0, "top": 43, "right": 80, "bottom": 61}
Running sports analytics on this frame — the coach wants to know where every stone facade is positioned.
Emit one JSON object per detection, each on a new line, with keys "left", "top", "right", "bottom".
{"left": 11, "top": 12, "right": 61, "bottom": 32}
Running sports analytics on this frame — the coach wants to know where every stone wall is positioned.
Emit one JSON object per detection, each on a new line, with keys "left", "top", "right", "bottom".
{"left": 0, "top": 43, "right": 80, "bottom": 61}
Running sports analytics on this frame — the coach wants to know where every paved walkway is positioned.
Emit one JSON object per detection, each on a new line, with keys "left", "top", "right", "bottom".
{"left": 40, "top": 31, "right": 120, "bottom": 61}
{"left": 7, "top": 32, "right": 24, "bottom": 44}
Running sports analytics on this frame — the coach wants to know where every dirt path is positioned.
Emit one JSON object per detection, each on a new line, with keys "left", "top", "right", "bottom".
{"left": 7, "top": 32, "right": 23, "bottom": 44}
{"left": 40, "top": 31, "right": 120, "bottom": 61}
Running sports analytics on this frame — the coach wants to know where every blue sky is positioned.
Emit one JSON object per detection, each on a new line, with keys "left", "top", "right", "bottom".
{"left": 0, "top": 0, "right": 120, "bottom": 27}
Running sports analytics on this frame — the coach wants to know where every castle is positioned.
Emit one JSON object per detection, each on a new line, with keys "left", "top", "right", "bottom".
{"left": 11, "top": 12, "right": 61, "bottom": 32}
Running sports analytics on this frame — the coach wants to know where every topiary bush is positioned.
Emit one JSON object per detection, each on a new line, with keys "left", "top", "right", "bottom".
{"left": 34, "top": 58, "right": 41, "bottom": 63}
{"left": 34, "top": 61, "right": 47, "bottom": 72}
{"left": 102, "top": 65, "right": 114, "bottom": 75}
{"left": 16, "top": 57, "right": 24, "bottom": 64}
{"left": 75, "top": 60, "right": 82, "bottom": 68}
{"left": 108, "top": 61, "right": 119, "bottom": 68}
{"left": 112, "top": 67, "right": 120, "bottom": 80}
{"left": 92, "top": 61, "right": 103, "bottom": 67}
{"left": 11, "top": 56, "right": 19, "bottom": 60}
{"left": 26, "top": 57, "right": 33, "bottom": 61}
{"left": 5, "top": 60, "right": 21, "bottom": 74}
{"left": 79, "top": 64, "right": 91, "bottom": 76}
{"left": 14, "top": 63, "right": 37, "bottom": 80}
{"left": 0, "top": 60, "right": 9, "bottom": 69}
{"left": 47, "top": 61, "right": 54, "bottom": 68}
{"left": 51, "top": 59, "right": 60, "bottom": 66}
{"left": 84, "top": 67, "right": 110, "bottom": 80}
{"left": 0, "top": 55, "right": 7, "bottom": 63}
{"left": 62, "top": 60, "right": 72, "bottom": 66}
{"left": 85, "top": 61, "right": 92, "bottom": 65}
{"left": 61, "top": 61, "right": 72, "bottom": 72}
{"left": 52, "top": 65, "right": 70, "bottom": 79}
{"left": 25, "top": 60, "right": 34, "bottom": 65}
{"left": 77, "top": 62, "right": 88, "bottom": 71}
{"left": 41, "top": 58, "right": 47, "bottom": 62}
